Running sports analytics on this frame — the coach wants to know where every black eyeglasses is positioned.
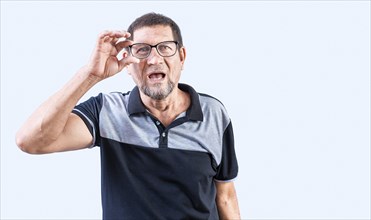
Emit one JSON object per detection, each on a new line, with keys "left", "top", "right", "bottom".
{"left": 128, "top": 41, "right": 179, "bottom": 59}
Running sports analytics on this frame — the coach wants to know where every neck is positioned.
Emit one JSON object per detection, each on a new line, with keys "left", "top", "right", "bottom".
{"left": 140, "top": 87, "right": 190, "bottom": 127}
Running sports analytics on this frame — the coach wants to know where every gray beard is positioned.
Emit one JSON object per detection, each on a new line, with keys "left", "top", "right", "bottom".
{"left": 141, "top": 81, "right": 175, "bottom": 100}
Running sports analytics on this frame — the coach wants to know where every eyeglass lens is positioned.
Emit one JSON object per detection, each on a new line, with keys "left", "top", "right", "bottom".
{"left": 130, "top": 41, "right": 177, "bottom": 59}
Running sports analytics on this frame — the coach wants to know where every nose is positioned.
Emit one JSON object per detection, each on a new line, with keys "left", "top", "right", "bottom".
{"left": 146, "top": 47, "right": 163, "bottom": 65}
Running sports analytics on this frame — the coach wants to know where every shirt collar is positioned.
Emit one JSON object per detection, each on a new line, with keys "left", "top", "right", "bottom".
{"left": 128, "top": 83, "right": 203, "bottom": 121}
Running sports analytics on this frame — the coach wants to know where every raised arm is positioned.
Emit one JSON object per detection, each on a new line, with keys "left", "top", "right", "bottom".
{"left": 15, "top": 30, "right": 139, "bottom": 154}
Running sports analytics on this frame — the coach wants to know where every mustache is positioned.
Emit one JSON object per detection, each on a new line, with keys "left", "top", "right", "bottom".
{"left": 146, "top": 66, "right": 166, "bottom": 73}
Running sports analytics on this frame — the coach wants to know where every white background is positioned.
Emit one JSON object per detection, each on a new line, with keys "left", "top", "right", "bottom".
{"left": 1, "top": 1, "right": 370, "bottom": 219}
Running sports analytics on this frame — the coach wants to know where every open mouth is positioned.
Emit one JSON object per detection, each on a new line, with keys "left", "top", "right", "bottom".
{"left": 148, "top": 73, "right": 166, "bottom": 81}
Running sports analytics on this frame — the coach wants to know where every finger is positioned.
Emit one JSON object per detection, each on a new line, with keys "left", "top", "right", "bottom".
{"left": 113, "top": 31, "right": 131, "bottom": 39}
{"left": 97, "top": 30, "right": 113, "bottom": 43}
{"left": 118, "top": 53, "right": 140, "bottom": 70}
{"left": 98, "top": 30, "right": 130, "bottom": 38}
{"left": 112, "top": 31, "right": 131, "bottom": 45}
{"left": 108, "top": 39, "right": 132, "bottom": 57}
{"left": 98, "top": 30, "right": 131, "bottom": 44}
{"left": 115, "top": 40, "right": 134, "bottom": 53}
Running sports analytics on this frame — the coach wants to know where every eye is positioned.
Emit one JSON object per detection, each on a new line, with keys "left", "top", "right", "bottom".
{"left": 136, "top": 46, "right": 150, "bottom": 54}
{"left": 132, "top": 44, "right": 150, "bottom": 55}
{"left": 158, "top": 44, "right": 173, "bottom": 52}
{"left": 159, "top": 44, "right": 171, "bottom": 50}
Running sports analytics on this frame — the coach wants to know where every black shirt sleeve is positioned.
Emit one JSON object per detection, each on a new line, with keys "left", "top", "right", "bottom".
{"left": 72, "top": 93, "right": 103, "bottom": 147}
{"left": 215, "top": 121, "right": 239, "bottom": 181}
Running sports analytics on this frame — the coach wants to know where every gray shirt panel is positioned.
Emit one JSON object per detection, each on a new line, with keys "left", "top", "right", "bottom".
{"left": 98, "top": 91, "right": 230, "bottom": 165}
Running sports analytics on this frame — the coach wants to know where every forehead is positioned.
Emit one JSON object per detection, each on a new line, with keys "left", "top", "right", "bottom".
{"left": 132, "top": 25, "right": 174, "bottom": 44}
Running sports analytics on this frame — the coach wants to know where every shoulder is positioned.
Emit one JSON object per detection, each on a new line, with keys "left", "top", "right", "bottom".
{"left": 76, "top": 90, "right": 132, "bottom": 112}
{"left": 94, "top": 90, "right": 130, "bottom": 106}
{"left": 198, "top": 93, "right": 231, "bottom": 128}
{"left": 198, "top": 93, "right": 228, "bottom": 113}
{"left": 198, "top": 93, "right": 225, "bottom": 108}
{"left": 79, "top": 91, "right": 129, "bottom": 103}
{"left": 104, "top": 91, "right": 129, "bottom": 100}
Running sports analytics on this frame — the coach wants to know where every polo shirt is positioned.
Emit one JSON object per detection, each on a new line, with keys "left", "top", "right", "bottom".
{"left": 72, "top": 83, "right": 238, "bottom": 220}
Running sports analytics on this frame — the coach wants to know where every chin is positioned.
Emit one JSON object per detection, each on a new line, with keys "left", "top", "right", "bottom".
{"left": 142, "top": 83, "right": 174, "bottom": 100}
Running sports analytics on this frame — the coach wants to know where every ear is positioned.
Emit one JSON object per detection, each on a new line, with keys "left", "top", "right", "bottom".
{"left": 179, "top": 46, "right": 186, "bottom": 68}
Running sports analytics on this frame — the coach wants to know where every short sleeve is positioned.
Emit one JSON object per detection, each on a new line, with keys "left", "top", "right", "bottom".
{"left": 72, "top": 93, "right": 103, "bottom": 147}
{"left": 215, "top": 121, "right": 239, "bottom": 181}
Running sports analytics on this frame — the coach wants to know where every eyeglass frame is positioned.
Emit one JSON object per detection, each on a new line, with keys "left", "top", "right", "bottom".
{"left": 127, "top": 41, "right": 179, "bottom": 59}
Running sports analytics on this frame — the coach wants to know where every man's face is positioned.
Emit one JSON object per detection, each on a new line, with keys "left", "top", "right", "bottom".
{"left": 127, "top": 25, "right": 186, "bottom": 100}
